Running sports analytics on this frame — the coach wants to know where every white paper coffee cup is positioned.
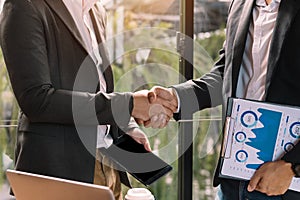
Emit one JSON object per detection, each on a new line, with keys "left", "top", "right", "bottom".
{"left": 125, "top": 188, "right": 155, "bottom": 200}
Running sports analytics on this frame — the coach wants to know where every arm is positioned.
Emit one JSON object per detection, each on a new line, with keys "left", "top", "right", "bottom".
{"left": 140, "top": 47, "right": 226, "bottom": 128}
{"left": 172, "top": 47, "right": 226, "bottom": 119}
{"left": 0, "top": 0, "right": 133, "bottom": 128}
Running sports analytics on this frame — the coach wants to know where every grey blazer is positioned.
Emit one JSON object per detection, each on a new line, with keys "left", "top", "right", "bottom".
{"left": 0, "top": 0, "right": 135, "bottom": 186}
{"left": 173, "top": 0, "right": 300, "bottom": 199}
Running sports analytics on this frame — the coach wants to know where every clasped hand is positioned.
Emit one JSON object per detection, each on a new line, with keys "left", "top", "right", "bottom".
{"left": 247, "top": 160, "right": 294, "bottom": 196}
{"left": 132, "top": 86, "right": 178, "bottom": 128}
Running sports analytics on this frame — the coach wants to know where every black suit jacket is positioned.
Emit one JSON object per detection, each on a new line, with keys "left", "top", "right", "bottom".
{"left": 173, "top": 0, "right": 300, "bottom": 199}
{"left": 0, "top": 0, "right": 135, "bottom": 186}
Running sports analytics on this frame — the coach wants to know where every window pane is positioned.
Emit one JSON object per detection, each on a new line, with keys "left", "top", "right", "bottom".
{"left": 193, "top": 0, "right": 230, "bottom": 199}
{"left": 0, "top": 49, "right": 18, "bottom": 199}
{"left": 103, "top": 0, "right": 181, "bottom": 199}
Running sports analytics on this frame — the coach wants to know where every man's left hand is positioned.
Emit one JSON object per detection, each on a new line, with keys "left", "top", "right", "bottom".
{"left": 247, "top": 160, "right": 294, "bottom": 196}
{"left": 126, "top": 128, "right": 152, "bottom": 152}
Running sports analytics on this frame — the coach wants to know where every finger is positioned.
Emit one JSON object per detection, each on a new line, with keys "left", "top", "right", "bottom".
{"left": 151, "top": 115, "right": 159, "bottom": 123}
{"left": 155, "top": 114, "right": 165, "bottom": 129}
{"left": 135, "top": 118, "right": 145, "bottom": 126}
{"left": 148, "top": 91, "right": 156, "bottom": 103}
{"left": 144, "top": 119, "right": 152, "bottom": 128}
{"left": 254, "top": 180, "right": 268, "bottom": 194}
{"left": 151, "top": 113, "right": 168, "bottom": 129}
{"left": 149, "top": 104, "right": 173, "bottom": 119}
{"left": 152, "top": 86, "right": 173, "bottom": 100}
{"left": 144, "top": 141, "right": 152, "bottom": 152}
{"left": 155, "top": 98, "right": 177, "bottom": 113}
{"left": 158, "top": 114, "right": 169, "bottom": 128}
{"left": 143, "top": 116, "right": 158, "bottom": 129}
{"left": 150, "top": 115, "right": 161, "bottom": 129}
{"left": 163, "top": 105, "right": 175, "bottom": 119}
{"left": 145, "top": 120, "right": 165, "bottom": 129}
{"left": 135, "top": 136, "right": 152, "bottom": 151}
{"left": 158, "top": 114, "right": 167, "bottom": 128}
{"left": 158, "top": 120, "right": 167, "bottom": 129}
{"left": 248, "top": 173, "right": 263, "bottom": 192}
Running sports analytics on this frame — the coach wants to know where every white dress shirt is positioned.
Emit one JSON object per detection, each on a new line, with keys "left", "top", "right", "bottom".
{"left": 62, "top": 0, "right": 113, "bottom": 148}
{"left": 236, "top": 0, "right": 281, "bottom": 101}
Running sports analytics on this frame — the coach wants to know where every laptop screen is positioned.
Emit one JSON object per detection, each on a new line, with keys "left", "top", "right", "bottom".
{"left": 6, "top": 170, "right": 115, "bottom": 200}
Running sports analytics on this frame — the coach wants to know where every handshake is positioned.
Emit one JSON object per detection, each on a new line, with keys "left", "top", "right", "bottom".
{"left": 131, "top": 86, "right": 178, "bottom": 128}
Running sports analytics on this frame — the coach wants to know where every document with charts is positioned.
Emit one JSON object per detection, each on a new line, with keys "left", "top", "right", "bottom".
{"left": 220, "top": 98, "right": 300, "bottom": 192}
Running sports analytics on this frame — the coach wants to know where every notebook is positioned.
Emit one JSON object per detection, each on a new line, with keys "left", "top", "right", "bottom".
{"left": 6, "top": 169, "right": 115, "bottom": 200}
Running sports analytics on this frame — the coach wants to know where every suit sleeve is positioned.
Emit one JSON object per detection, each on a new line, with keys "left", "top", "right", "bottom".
{"left": 282, "top": 144, "right": 300, "bottom": 164}
{"left": 0, "top": 0, "right": 133, "bottom": 129}
{"left": 172, "top": 47, "right": 225, "bottom": 119}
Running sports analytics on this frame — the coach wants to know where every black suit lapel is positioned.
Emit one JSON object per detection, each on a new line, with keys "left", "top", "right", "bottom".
{"left": 265, "top": 0, "right": 300, "bottom": 93}
{"left": 231, "top": 0, "right": 255, "bottom": 97}
{"left": 44, "top": 0, "right": 89, "bottom": 53}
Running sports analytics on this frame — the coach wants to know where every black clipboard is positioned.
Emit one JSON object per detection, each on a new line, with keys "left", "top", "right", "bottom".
{"left": 101, "top": 134, "right": 172, "bottom": 186}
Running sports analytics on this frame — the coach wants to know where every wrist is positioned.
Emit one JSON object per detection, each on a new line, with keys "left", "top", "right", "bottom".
{"left": 290, "top": 162, "right": 300, "bottom": 177}
{"left": 132, "top": 90, "right": 149, "bottom": 120}
{"left": 170, "top": 88, "right": 180, "bottom": 113}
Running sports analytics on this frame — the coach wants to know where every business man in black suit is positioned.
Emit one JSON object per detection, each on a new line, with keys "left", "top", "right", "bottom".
{"left": 0, "top": 0, "right": 175, "bottom": 199}
{"left": 147, "top": 0, "right": 300, "bottom": 199}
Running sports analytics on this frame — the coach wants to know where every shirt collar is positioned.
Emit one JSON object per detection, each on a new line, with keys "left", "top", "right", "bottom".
{"left": 256, "top": 0, "right": 281, "bottom": 7}
{"left": 256, "top": 0, "right": 281, "bottom": 12}
{"left": 82, "top": 0, "right": 99, "bottom": 14}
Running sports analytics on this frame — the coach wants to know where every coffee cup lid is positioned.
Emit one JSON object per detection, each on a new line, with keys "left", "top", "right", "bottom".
{"left": 125, "top": 188, "right": 154, "bottom": 200}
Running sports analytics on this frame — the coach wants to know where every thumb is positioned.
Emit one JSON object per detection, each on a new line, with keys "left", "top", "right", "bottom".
{"left": 248, "top": 173, "right": 262, "bottom": 192}
{"left": 148, "top": 91, "right": 156, "bottom": 103}
{"left": 151, "top": 86, "right": 172, "bottom": 100}
{"left": 135, "top": 118, "right": 145, "bottom": 126}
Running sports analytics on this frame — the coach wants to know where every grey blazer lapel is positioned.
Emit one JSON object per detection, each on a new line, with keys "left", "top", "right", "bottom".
{"left": 231, "top": 0, "right": 255, "bottom": 96}
{"left": 44, "top": 0, "right": 89, "bottom": 53}
{"left": 265, "top": 0, "right": 300, "bottom": 92}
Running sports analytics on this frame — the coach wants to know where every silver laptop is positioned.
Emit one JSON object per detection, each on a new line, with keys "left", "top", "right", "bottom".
{"left": 6, "top": 169, "right": 115, "bottom": 200}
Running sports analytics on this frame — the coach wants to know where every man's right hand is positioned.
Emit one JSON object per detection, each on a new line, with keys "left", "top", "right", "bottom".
{"left": 132, "top": 86, "right": 178, "bottom": 128}
{"left": 149, "top": 86, "right": 178, "bottom": 112}
{"left": 131, "top": 89, "right": 177, "bottom": 126}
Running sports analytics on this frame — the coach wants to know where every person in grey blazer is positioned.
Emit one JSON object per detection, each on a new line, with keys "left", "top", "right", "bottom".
{"left": 147, "top": 0, "right": 300, "bottom": 199}
{"left": 0, "top": 0, "right": 175, "bottom": 199}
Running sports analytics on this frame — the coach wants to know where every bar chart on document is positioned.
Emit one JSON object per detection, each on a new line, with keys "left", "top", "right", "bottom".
{"left": 220, "top": 98, "right": 300, "bottom": 192}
